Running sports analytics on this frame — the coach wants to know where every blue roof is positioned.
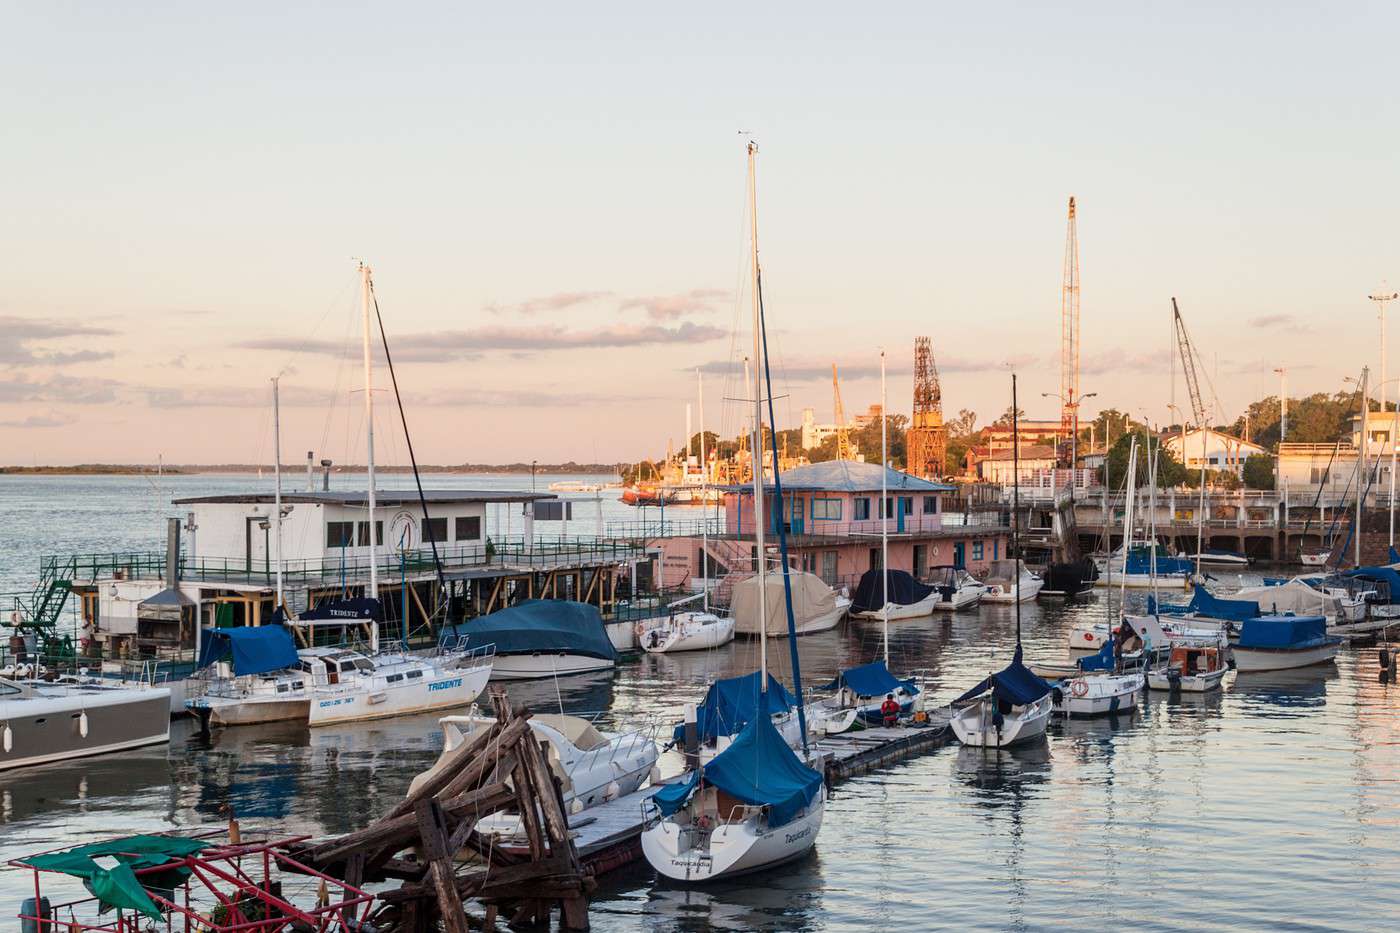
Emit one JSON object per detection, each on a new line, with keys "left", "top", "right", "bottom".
{"left": 821, "top": 660, "right": 919, "bottom": 698}
{"left": 444, "top": 600, "right": 617, "bottom": 662}
{"left": 954, "top": 645, "right": 1052, "bottom": 706}
{"left": 673, "top": 670, "right": 795, "bottom": 744}
{"left": 653, "top": 712, "right": 823, "bottom": 828}
{"left": 1236, "top": 615, "right": 1332, "bottom": 650}
{"left": 726, "top": 459, "right": 954, "bottom": 494}
{"left": 197, "top": 625, "right": 299, "bottom": 676}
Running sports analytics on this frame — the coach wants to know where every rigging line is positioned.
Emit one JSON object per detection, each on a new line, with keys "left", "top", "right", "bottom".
{"left": 370, "top": 284, "right": 449, "bottom": 607}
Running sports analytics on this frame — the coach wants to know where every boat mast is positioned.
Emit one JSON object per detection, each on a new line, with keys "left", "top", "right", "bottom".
{"left": 1012, "top": 374, "right": 1021, "bottom": 646}
{"left": 360, "top": 261, "right": 379, "bottom": 653}
{"left": 1120, "top": 438, "right": 1137, "bottom": 614}
{"left": 881, "top": 349, "right": 889, "bottom": 664}
{"left": 747, "top": 141, "right": 768, "bottom": 684}
{"left": 1358, "top": 367, "right": 1369, "bottom": 567}
{"left": 272, "top": 375, "right": 284, "bottom": 617}
{"left": 698, "top": 367, "right": 709, "bottom": 614}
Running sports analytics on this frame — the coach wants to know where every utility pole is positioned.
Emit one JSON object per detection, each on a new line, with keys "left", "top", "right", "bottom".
{"left": 1371, "top": 286, "right": 1397, "bottom": 425}
{"left": 1274, "top": 367, "right": 1287, "bottom": 442}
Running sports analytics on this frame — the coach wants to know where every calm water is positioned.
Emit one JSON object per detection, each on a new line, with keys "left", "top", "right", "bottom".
{"left": 2, "top": 475, "right": 1399, "bottom": 931}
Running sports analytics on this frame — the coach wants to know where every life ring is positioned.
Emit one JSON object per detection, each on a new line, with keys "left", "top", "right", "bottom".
{"left": 1083, "top": 631, "right": 1097, "bottom": 643}
{"left": 1071, "top": 679, "right": 1089, "bottom": 697}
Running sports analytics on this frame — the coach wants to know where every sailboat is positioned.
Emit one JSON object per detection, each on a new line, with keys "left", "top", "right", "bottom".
{"left": 642, "top": 140, "right": 825, "bottom": 882}
{"left": 950, "top": 376, "right": 1054, "bottom": 747}
{"left": 636, "top": 371, "right": 736, "bottom": 654}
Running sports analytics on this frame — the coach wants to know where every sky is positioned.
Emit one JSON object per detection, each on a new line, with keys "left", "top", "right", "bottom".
{"left": 3, "top": 2, "right": 1399, "bottom": 466}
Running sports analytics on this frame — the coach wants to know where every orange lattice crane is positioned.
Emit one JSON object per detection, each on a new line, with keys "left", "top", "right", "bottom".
{"left": 832, "top": 363, "right": 854, "bottom": 460}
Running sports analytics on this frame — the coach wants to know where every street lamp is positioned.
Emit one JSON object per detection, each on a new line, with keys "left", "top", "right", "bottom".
{"left": 531, "top": 460, "right": 538, "bottom": 492}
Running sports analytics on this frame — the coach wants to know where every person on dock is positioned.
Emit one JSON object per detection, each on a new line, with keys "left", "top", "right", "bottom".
{"left": 881, "top": 694, "right": 900, "bottom": 727}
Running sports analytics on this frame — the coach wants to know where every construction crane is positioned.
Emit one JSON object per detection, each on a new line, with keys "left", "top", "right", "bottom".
{"left": 1058, "top": 196, "right": 1081, "bottom": 468}
{"left": 907, "top": 336, "right": 947, "bottom": 479}
{"left": 832, "top": 363, "right": 854, "bottom": 461}
{"left": 1173, "top": 296, "right": 1211, "bottom": 576}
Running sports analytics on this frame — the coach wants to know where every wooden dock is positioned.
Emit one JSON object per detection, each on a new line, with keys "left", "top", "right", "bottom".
{"left": 573, "top": 712, "right": 954, "bottom": 876}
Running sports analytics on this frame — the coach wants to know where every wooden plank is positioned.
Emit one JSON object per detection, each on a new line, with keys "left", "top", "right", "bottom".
{"left": 309, "top": 782, "right": 515, "bottom": 865}
{"left": 415, "top": 799, "right": 469, "bottom": 933}
{"left": 384, "top": 716, "right": 528, "bottom": 822}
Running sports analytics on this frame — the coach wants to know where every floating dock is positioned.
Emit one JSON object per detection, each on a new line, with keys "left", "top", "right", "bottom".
{"left": 574, "top": 712, "right": 954, "bottom": 876}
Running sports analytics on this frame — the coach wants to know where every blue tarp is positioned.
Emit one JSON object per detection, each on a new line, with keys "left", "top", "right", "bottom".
{"left": 673, "top": 670, "right": 795, "bottom": 744}
{"left": 1236, "top": 615, "right": 1331, "bottom": 650}
{"left": 443, "top": 600, "right": 618, "bottom": 661}
{"left": 1186, "top": 587, "right": 1260, "bottom": 622}
{"left": 196, "top": 626, "right": 299, "bottom": 676}
{"left": 1343, "top": 566, "right": 1400, "bottom": 603}
{"left": 820, "top": 660, "right": 919, "bottom": 698}
{"left": 1391, "top": 546, "right": 1400, "bottom": 564}
{"left": 1077, "top": 639, "right": 1117, "bottom": 672}
{"left": 953, "top": 645, "right": 1052, "bottom": 706}
{"left": 653, "top": 712, "right": 822, "bottom": 828}
{"left": 850, "top": 569, "right": 935, "bottom": 613}
{"left": 1124, "top": 548, "right": 1194, "bottom": 576}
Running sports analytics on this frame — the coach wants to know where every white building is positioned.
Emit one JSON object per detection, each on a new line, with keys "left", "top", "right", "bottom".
{"left": 1163, "top": 428, "right": 1267, "bottom": 478}
{"left": 975, "top": 444, "right": 1058, "bottom": 484}
{"left": 800, "top": 407, "right": 842, "bottom": 450}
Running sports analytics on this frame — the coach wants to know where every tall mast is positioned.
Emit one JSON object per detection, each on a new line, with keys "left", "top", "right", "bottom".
{"left": 1012, "top": 374, "right": 1022, "bottom": 646}
{"left": 1358, "top": 367, "right": 1369, "bottom": 567}
{"left": 1059, "top": 197, "right": 1081, "bottom": 470}
{"left": 880, "top": 349, "right": 889, "bottom": 664}
{"left": 360, "top": 261, "right": 379, "bottom": 652}
{"left": 747, "top": 141, "right": 768, "bottom": 686}
{"left": 698, "top": 367, "right": 709, "bottom": 614}
{"left": 272, "top": 375, "right": 284, "bottom": 617}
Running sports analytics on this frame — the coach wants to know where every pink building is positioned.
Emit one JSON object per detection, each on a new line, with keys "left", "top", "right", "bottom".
{"left": 649, "top": 460, "right": 1009, "bottom": 592}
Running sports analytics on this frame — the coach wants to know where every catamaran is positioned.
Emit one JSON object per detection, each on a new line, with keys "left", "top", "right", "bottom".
{"left": 641, "top": 141, "right": 826, "bottom": 882}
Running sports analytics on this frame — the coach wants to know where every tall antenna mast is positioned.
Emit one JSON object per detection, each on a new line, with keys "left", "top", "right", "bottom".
{"left": 747, "top": 140, "right": 768, "bottom": 686}
{"left": 1059, "top": 196, "right": 1081, "bottom": 469}
{"left": 360, "top": 261, "right": 379, "bottom": 652}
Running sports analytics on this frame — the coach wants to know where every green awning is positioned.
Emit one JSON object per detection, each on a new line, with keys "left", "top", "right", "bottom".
{"left": 20, "top": 835, "right": 211, "bottom": 919}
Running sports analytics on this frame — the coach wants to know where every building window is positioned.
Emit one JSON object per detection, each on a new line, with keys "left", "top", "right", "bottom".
{"left": 812, "top": 498, "right": 841, "bottom": 521}
{"left": 922, "top": 496, "right": 937, "bottom": 515}
{"left": 327, "top": 521, "right": 355, "bottom": 548}
{"left": 913, "top": 544, "right": 926, "bottom": 574}
{"left": 900, "top": 496, "right": 913, "bottom": 517}
{"left": 821, "top": 551, "right": 838, "bottom": 583}
{"left": 854, "top": 497, "right": 871, "bottom": 521}
{"left": 455, "top": 516, "right": 482, "bottom": 541}
{"left": 993, "top": 540, "right": 999, "bottom": 560}
{"left": 424, "top": 517, "right": 448, "bottom": 544}
{"left": 356, "top": 521, "right": 384, "bottom": 547}
{"left": 972, "top": 541, "right": 984, "bottom": 561}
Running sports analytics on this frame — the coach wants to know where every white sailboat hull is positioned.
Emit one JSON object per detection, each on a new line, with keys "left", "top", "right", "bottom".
{"left": 950, "top": 694, "right": 1052, "bottom": 747}
{"left": 190, "top": 695, "right": 310, "bottom": 726}
{"left": 852, "top": 593, "right": 941, "bottom": 620}
{"left": 1053, "top": 673, "right": 1143, "bottom": 716}
{"left": 642, "top": 787, "right": 825, "bottom": 882}
{"left": 487, "top": 653, "right": 615, "bottom": 680}
{"left": 1232, "top": 641, "right": 1341, "bottom": 672}
{"left": 638, "top": 612, "right": 736, "bottom": 654}
{"left": 310, "top": 660, "right": 492, "bottom": 725}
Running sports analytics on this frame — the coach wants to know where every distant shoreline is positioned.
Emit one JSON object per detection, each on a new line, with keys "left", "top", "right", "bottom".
{"left": 0, "top": 463, "right": 621, "bottom": 477}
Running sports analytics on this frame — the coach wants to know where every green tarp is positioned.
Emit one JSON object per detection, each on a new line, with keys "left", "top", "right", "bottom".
{"left": 20, "top": 835, "right": 210, "bottom": 919}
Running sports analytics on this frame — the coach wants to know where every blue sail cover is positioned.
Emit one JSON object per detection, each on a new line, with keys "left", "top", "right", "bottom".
{"left": 1077, "top": 638, "right": 1118, "bottom": 672}
{"left": 850, "top": 569, "right": 936, "bottom": 613}
{"left": 1236, "top": 615, "right": 1331, "bottom": 650}
{"left": 1123, "top": 548, "right": 1193, "bottom": 576}
{"left": 954, "top": 645, "right": 1051, "bottom": 706}
{"left": 673, "top": 670, "right": 795, "bottom": 744}
{"left": 654, "top": 713, "right": 822, "bottom": 828}
{"left": 820, "top": 660, "right": 919, "bottom": 698}
{"left": 444, "top": 600, "right": 618, "bottom": 661}
{"left": 196, "top": 626, "right": 299, "bottom": 676}
{"left": 1390, "top": 546, "right": 1400, "bottom": 565}
{"left": 1185, "top": 587, "right": 1260, "bottom": 622}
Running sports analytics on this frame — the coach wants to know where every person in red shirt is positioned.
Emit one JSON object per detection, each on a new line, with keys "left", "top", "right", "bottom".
{"left": 880, "top": 693, "right": 900, "bottom": 727}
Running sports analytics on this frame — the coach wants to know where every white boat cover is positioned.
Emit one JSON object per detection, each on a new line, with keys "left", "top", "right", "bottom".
{"left": 731, "top": 572, "right": 839, "bottom": 636}
{"left": 1234, "top": 579, "right": 1338, "bottom": 617}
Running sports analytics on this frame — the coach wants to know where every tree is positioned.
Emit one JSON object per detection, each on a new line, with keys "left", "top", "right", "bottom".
{"left": 1098, "top": 429, "right": 1188, "bottom": 488}
{"left": 1081, "top": 409, "right": 1133, "bottom": 449}
{"left": 948, "top": 409, "right": 977, "bottom": 437}
{"left": 1242, "top": 453, "right": 1275, "bottom": 490}
{"left": 993, "top": 405, "right": 1026, "bottom": 428}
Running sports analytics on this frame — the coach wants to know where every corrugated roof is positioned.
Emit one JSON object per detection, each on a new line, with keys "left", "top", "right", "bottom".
{"left": 173, "top": 489, "right": 555, "bottom": 506}
{"left": 727, "top": 459, "right": 954, "bottom": 493}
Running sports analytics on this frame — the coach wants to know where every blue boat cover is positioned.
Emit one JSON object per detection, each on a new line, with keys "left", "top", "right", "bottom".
{"left": 1390, "top": 546, "right": 1400, "bottom": 564}
{"left": 1236, "top": 615, "right": 1331, "bottom": 650}
{"left": 953, "top": 645, "right": 1051, "bottom": 705}
{"left": 1077, "top": 639, "right": 1117, "bottom": 672}
{"left": 673, "top": 670, "right": 795, "bottom": 744}
{"left": 1123, "top": 548, "right": 1194, "bottom": 576}
{"left": 444, "top": 600, "right": 618, "bottom": 661}
{"left": 300, "top": 596, "right": 381, "bottom": 621}
{"left": 196, "top": 625, "right": 299, "bottom": 676}
{"left": 652, "top": 712, "right": 822, "bottom": 828}
{"left": 820, "top": 660, "right": 920, "bottom": 698}
{"left": 1186, "top": 587, "right": 1260, "bottom": 621}
{"left": 1343, "top": 566, "right": 1400, "bottom": 602}
{"left": 850, "top": 569, "right": 935, "bottom": 613}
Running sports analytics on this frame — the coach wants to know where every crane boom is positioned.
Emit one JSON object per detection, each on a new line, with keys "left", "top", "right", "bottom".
{"left": 832, "top": 363, "right": 853, "bottom": 460}
{"left": 1171, "top": 297, "right": 1209, "bottom": 429}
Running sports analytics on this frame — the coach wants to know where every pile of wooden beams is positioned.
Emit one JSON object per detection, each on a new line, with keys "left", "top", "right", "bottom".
{"left": 290, "top": 689, "right": 592, "bottom": 931}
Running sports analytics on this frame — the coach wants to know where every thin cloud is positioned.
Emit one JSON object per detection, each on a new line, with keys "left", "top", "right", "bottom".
{"left": 1248, "top": 313, "right": 1308, "bottom": 333}
{"left": 619, "top": 288, "right": 729, "bottom": 320}
{"left": 143, "top": 384, "right": 326, "bottom": 409}
{"left": 0, "top": 315, "right": 117, "bottom": 366}
{"left": 485, "top": 291, "right": 612, "bottom": 316}
{"left": 697, "top": 353, "right": 1034, "bottom": 381}
{"left": 0, "top": 411, "right": 78, "bottom": 428}
{"left": 409, "top": 386, "right": 648, "bottom": 408}
{"left": 0, "top": 375, "right": 121, "bottom": 405}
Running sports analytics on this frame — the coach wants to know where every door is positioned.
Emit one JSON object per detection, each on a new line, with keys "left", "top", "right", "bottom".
{"left": 953, "top": 541, "right": 966, "bottom": 569}
{"left": 870, "top": 548, "right": 882, "bottom": 571}
{"left": 790, "top": 497, "right": 804, "bottom": 536}
{"left": 913, "top": 545, "right": 927, "bottom": 578}
{"left": 896, "top": 497, "right": 906, "bottom": 533}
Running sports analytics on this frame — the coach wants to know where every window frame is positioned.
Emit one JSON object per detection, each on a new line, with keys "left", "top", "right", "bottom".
{"left": 455, "top": 516, "right": 482, "bottom": 541}
{"left": 811, "top": 498, "right": 842, "bottom": 521}
{"left": 853, "top": 497, "right": 871, "bottom": 521}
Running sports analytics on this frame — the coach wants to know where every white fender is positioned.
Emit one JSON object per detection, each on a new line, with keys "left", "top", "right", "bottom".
{"left": 79, "top": 710, "right": 89, "bottom": 738}
{"left": 2, "top": 723, "right": 11, "bottom": 753}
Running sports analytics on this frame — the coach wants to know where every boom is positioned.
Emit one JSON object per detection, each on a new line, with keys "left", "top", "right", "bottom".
{"left": 1171, "top": 298, "right": 1209, "bottom": 429}
{"left": 832, "top": 363, "right": 854, "bottom": 460}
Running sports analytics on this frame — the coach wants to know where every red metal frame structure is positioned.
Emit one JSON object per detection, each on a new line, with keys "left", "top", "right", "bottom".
{"left": 12, "top": 836, "right": 374, "bottom": 933}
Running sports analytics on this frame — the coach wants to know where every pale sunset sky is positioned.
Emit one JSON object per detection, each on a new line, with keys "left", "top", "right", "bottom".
{"left": 3, "top": 3, "right": 1398, "bottom": 466}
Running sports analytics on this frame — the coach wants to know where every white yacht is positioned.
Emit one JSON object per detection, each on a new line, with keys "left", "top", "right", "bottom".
{"left": 1, "top": 677, "right": 170, "bottom": 771}
{"left": 927, "top": 566, "right": 987, "bottom": 611}
{"left": 980, "top": 561, "right": 1045, "bottom": 604}
{"left": 306, "top": 642, "right": 494, "bottom": 726}
{"left": 1052, "top": 671, "right": 1144, "bottom": 717}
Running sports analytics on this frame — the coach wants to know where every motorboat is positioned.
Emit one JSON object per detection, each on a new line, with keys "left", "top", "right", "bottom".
{"left": 1, "top": 676, "right": 170, "bottom": 771}
{"left": 411, "top": 710, "right": 659, "bottom": 834}
{"left": 1230, "top": 616, "right": 1341, "bottom": 672}
{"left": 927, "top": 566, "right": 987, "bottom": 611}
{"left": 816, "top": 660, "right": 921, "bottom": 728}
{"left": 980, "top": 560, "right": 1045, "bottom": 603}
{"left": 637, "top": 610, "right": 735, "bottom": 655}
{"left": 186, "top": 625, "right": 312, "bottom": 728}
{"left": 849, "top": 568, "right": 941, "bottom": 620}
{"left": 1147, "top": 642, "right": 1230, "bottom": 692}
{"left": 1235, "top": 576, "right": 1365, "bottom": 625}
{"left": 950, "top": 647, "right": 1054, "bottom": 748}
{"left": 730, "top": 571, "right": 850, "bottom": 637}
{"left": 447, "top": 599, "right": 618, "bottom": 680}
{"left": 1052, "top": 671, "right": 1143, "bottom": 717}
{"left": 305, "top": 641, "right": 495, "bottom": 726}
{"left": 643, "top": 711, "right": 824, "bottom": 882}
{"left": 1039, "top": 557, "right": 1100, "bottom": 599}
